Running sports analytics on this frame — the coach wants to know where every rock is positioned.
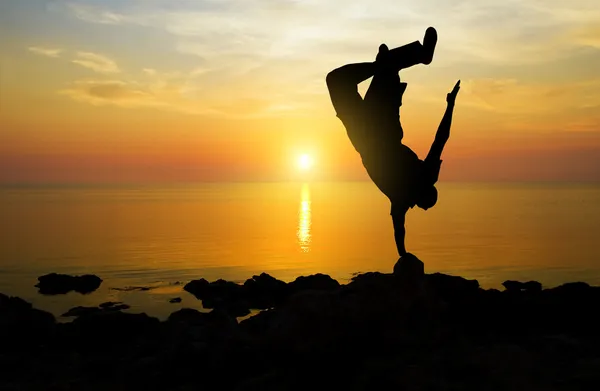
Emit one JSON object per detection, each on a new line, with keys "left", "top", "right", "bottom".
{"left": 183, "top": 278, "right": 210, "bottom": 298}
{"left": 288, "top": 274, "right": 340, "bottom": 294}
{"left": 69, "top": 311, "right": 160, "bottom": 347}
{"left": 167, "top": 308, "right": 239, "bottom": 341}
{"left": 425, "top": 273, "right": 480, "bottom": 300}
{"left": 169, "top": 297, "right": 182, "bottom": 303}
{"left": 393, "top": 253, "right": 425, "bottom": 292}
{"left": 35, "top": 273, "right": 102, "bottom": 295}
{"left": 548, "top": 281, "right": 591, "bottom": 296}
{"left": 243, "top": 273, "right": 288, "bottom": 309}
{"left": 62, "top": 306, "right": 102, "bottom": 317}
{"left": 168, "top": 308, "right": 211, "bottom": 325}
{"left": 110, "top": 304, "right": 131, "bottom": 311}
{"left": 184, "top": 278, "right": 245, "bottom": 309}
{"left": 502, "top": 280, "right": 542, "bottom": 293}
{"left": 99, "top": 301, "right": 122, "bottom": 308}
{"left": 110, "top": 286, "right": 154, "bottom": 292}
{"left": 0, "top": 293, "right": 56, "bottom": 349}
{"left": 62, "top": 303, "right": 130, "bottom": 318}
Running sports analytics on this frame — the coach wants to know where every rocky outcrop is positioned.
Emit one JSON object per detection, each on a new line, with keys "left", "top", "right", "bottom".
{"left": 4, "top": 271, "right": 600, "bottom": 390}
{"left": 35, "top": 273, "right": 102, "bottom": 295}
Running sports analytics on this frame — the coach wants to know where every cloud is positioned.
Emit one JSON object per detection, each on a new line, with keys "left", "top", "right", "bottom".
{"left": 64, "top": 2, "right": 126, "bottom": 25}
{"left": 28, "top": 46, "right": 62, "bottom": 58}
{"left": 60, "top": 80, "right": 161, "bottom": 108}
{"left": 72, "top": 52, "right": 120, "bottom": 73}
{"left": 572, "top": 23, "right": 600, "bottom": 49}
{"left": 58, "top": 69, "right": 306, "bottom": 118}
{"left": 51, "top": 0, "right": 600, "bottom": 122}
{"left": 142, "top": 68, "right": 157, "bottom": 75}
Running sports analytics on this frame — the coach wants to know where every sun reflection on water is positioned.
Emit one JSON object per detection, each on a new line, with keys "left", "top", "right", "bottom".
{"left": 297, "top": 183, "right": 312, "bottom": 252}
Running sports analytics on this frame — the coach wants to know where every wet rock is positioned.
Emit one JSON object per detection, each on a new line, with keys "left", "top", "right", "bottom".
{"left": 426, "top": 273, "right": 480, "bottom": 300}
{"left": 502, "top": 280, "right": 542, "bottom": 293}
{"left": 169, "top": 297, "right": 182, "bottom": 303}
{"left": 0, "top": 293, "right": 56, "bottom": 348}
{"left": 243, "top": 273, "right": 288, "bottom": 309}
{"left": 62, "top": 306, "right": 102, "bottom": 318}
{"left": 288, "top": 274, "right": 340, "bottom": 294}
{"left": 62, "top": 303, "right": 131, "bottom": 318}
{"left": 183, "top": 278, "right": 210, "bottom": 297}
{"left": 110, "top": 286, "right": 154, "bottom": 292}
{"left": 168, "top": 308, "right": 210, "bottom": 325}
{"left": 35, "top": 273, "right": 102, "bottom": 295}
{"left": 99, "top": 301, "right": 122, "bottom": 308}
{"left": 69, "top": 311, "right": 160, "bottom": 348}
{"left": 184, "top": 278, "right": 245, "bottom": 312}
{"left": 393, "top": 253, "right": 425, "bottom": 293}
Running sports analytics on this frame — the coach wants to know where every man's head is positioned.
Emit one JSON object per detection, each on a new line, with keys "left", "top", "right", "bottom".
{"left": 416, "top": 184, "right": 438, "bottom": 210}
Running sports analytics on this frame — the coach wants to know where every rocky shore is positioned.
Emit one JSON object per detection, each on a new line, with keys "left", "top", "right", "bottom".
{"left": 2, "top": 265, "right": 600, "bottom": 390}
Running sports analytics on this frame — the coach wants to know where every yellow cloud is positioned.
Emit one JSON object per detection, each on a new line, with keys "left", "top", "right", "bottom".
{"left": 572, "top": 23, "right": 600, "bottom": 48}
{"left": 72, "top": 52, "right": 120, "bottom": 73}
{"left": 28, "top": 46, "right": 62, "bottom": 58}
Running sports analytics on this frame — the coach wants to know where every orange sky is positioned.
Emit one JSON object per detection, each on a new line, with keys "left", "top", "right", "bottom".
{"left": 1, "top": 0, "right": 600, "bottom": 183}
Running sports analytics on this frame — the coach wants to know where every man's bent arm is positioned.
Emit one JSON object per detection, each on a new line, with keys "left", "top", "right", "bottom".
{"left": 326, "top": 62, "right": 376, "bottom": 90}
{"left": 326, "top": 63, "right": 376, "bottom": 115}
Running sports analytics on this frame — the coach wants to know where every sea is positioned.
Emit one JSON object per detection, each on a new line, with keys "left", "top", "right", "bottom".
{"left": 1, "top": 182, "right": 599, "bottom": 320}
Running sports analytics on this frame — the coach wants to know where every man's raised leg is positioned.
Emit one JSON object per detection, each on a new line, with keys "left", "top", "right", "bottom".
{"left": 386, "top": 27, "right": 438, "bottom": 71}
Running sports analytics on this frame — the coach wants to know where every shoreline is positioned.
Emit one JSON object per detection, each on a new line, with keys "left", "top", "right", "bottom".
{"left": 3, "top": 270, "right": 600, "bottom": 390}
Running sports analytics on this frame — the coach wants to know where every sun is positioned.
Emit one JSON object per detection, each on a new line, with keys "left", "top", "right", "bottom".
{"left": 297, "top": 154, "right": 314, "bottom": 171}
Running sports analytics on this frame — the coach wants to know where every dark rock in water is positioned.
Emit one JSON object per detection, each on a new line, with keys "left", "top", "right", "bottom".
{"left": 62, "top": 306, "right": 102, "bottom": 317}
{"left": 288, "top": 274, "right": 340, "bottom": 294}
{"left": 62, "top": 303, "right": 130, "bottom": 317}
{"left": 110, "top": 304, "right": 131, "bottom": 311}
{"left": 35, "top": 273, "right": 102, "bottom": 295}
{"left": 202, "top": 297, "right": 251, "bottom": 317}
{"left": 503, "top": 280, "right": 542, "bottom": 293}
{"left": 169, "top": 297, "right": 182, "bottom": 303}
{"left": 185, "top": 278, "right": 245, "bottom": 305}
{"left": 99, "top": 301, "right": 122, "bottom": 308}
{"left": 243, "top": 273, "right": 288, "bottom": 309}
{"left": 110, "top": 286, "right": 154, "bottom": 292}
{"left": 183, "top": 278, "right": 210, "bottom": 298}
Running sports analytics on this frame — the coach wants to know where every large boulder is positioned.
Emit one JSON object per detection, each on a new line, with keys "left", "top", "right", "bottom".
{"left": 0, "top": 293, "right": 56, "bottom": 349}
{"left": 184, "top": 278, "right": 244, "bottom": 301}
{"left": 502, "top": 280, "right": 542, "bottom": 293}
{"left": 243, "top": 273, "right": 288, "bottom": 309}
{"left": 35, "top": 273, "right": 102, "bottom": 295}
{"left": 288, "top": 274, "right": 340, "bottom": 295}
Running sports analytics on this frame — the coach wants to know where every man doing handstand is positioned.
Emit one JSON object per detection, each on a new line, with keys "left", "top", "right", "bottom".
{"left": 326, "top": 27, "right": 460, "bottom": 259}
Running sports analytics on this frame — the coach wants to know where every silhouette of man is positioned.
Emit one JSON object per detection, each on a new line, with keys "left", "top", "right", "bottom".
{"left": 326, "top": 28, "right": 460, "bottom": 258}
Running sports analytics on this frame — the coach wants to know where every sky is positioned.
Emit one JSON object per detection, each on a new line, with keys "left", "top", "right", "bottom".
{"left": 1, "top": 0, "right": 600, "bottom": 183}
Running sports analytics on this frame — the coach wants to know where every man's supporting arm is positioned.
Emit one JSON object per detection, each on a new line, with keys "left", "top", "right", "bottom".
{"left": 391, "top": 209, "right": 408, "bottom": 257}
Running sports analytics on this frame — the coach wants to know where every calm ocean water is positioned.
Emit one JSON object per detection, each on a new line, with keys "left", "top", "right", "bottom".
{"left": 1, "top": 182, "right": 599, "bottom": 319}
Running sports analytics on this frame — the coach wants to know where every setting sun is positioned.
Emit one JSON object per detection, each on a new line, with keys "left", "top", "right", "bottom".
{"left": 297, "top": 154, "right": 314, "bottom": 171}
